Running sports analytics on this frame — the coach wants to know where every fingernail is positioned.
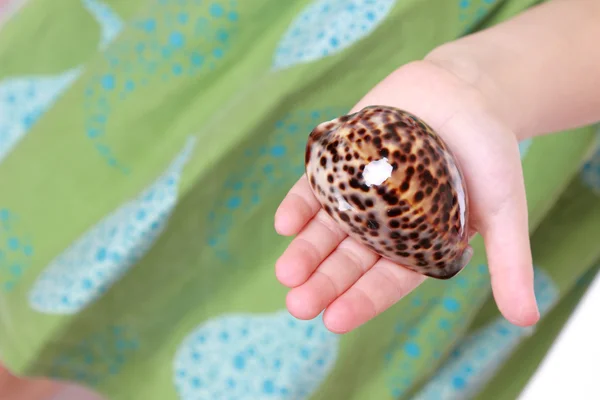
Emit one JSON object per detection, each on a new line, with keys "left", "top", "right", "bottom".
{"left": 459, "top": 245, "right": 474, "bottom": 270}
{"left": 512, "top": 302, "right": 540, "bottom": 327}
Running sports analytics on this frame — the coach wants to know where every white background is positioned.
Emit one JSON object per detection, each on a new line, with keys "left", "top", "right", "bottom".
{"left": 519, "top": 273, "right": 600, "bottom": 400}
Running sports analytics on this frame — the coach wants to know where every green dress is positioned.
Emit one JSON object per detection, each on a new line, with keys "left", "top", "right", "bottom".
{"left": 0, "top": 0, "right": 598, "bottom": 399}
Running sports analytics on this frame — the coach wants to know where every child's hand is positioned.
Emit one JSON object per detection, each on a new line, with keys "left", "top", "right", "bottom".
{"left": 274, "top": 61, "right": 539, "bottom": 333}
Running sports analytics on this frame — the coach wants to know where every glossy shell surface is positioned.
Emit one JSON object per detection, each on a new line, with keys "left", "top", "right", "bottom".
{"left": 305, "top": 106, "right": 471, "bottom": 279}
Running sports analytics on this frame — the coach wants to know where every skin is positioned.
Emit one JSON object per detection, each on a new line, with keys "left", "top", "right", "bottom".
{"left": 275, "top": 0, "right": 600, "bottom": 334}
{"left": 0, "top": 365, "right": 61, "bottom": 399}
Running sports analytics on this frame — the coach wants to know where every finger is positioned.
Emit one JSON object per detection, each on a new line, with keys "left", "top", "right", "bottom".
{"left": 482, "top": 203, "right": 538, "bottom": 326}
{"left": 323, "top": 259, "right": 427, "bottom": 333}
{"left": 478, "top": 149, "right": 539, "bottom": 327}
{"left": 286, "top": 237, "right": 379, "bottom": 320}
{"left": 274, "top": 175, "right": 320, "bottom": 236}
{"left": 275, "top": 209, "right": 347, "bottom": 288}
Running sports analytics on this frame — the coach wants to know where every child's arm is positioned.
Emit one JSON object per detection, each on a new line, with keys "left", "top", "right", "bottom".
{"left": 274, "top": 0, "right": 599, "bottom": 333}
{"left": 426, "top": 0, "right": 600, "bottom": 140}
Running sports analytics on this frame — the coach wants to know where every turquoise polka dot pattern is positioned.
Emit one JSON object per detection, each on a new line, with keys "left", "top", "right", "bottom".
{"left": 172, "top": 310, "right": 339, "bottom": 399}
{"left": 458, "top": 0, "right": 498, "bottom": 33}
{"left": 581, "top": 129, "right": 600, "bottom": 195}
{"left": 0, "top": 209, "right": 33, "bottom": 292}
{"left": 206, "top": 107, "right": 347, "bottom": 262}
{"left": 83, "top": 0, "right": 239, "bottom": 173}
{"left": 385, "top": 264, "right": 491, "bottom": 397}
{"left": 0, "top": 0, "right": 122, "bottom": 164}
{"left": 0, "top": 68, "right": 83, "bottom": 163}
{"left": 82, "top": 0, "right": 124, "bottom": 50}
{"left": 272, "top": 0, "right": 397, "bottom": 70}
{"left": 49, "top": 325, "right": 140, "bottom": 387}
{"left": 412, "top": 267, "right": 559, "bottom": 400}
{"left": 28, "top": 137, "right": 195, "bottom": 314}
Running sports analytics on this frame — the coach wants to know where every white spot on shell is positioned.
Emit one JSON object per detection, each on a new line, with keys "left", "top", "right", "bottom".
{"left": 335, "top": 194, "right": 353, "bottom": 211}
{"left": 362, "top": 157, "right": 393, "bottom": 186}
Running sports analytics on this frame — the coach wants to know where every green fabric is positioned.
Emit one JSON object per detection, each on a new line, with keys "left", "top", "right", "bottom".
{"left": 474, "top": 265, "right": 600, "bottom": 400}
{"left": 0, "top": 0, "right": 598, "bottom": 399}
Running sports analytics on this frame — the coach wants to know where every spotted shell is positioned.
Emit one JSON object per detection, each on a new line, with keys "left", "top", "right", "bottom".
{"left": 304, "top": 105, "right": 472, "bottom": 279}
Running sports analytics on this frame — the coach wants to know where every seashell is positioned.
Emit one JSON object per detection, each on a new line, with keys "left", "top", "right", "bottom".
{"left": 304, "top": 105, "right": 472, "bottom": 279}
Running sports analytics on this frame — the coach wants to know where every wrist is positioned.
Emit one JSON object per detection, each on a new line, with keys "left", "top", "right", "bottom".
{"left": 423, "top": 44, "right": 526, "bottom": 141}
{"left": 424, "top": 0, "right": 600, "bottom": 140}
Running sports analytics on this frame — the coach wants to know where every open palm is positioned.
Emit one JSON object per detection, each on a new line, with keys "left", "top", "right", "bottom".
{"left": 274, "top": 61, "right": 540, "bottom": 334}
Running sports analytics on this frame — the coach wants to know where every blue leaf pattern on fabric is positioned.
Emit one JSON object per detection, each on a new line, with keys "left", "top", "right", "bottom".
{"left": 0, "top": 209, "right": 33, "bottom": 292}
{"left": 272, "top": 0, "right": 397, "bottom": 70}
{"left": 83, "top": 0, "right": 238, "bottom": 172}
{"left": 0, "top": 68, "right": 83, "bottom": 162}
{"left": 411, "top": 267, "right": 559, "bottom": 400}
{"left": 0, "top": 0, "right": 123, "bottom": 163}
{"left": 172, "top": 310, "right": 340, "bottom": 399}
{"left": 82, "top": 0, "right": 125, "bottom": 50}
{"left": 580, "top": 128, "right": 600, "bottom": 194}
{"left": 48, "top": 325, "right": 140, "bottom": 387}
{"left": 28, "top": 137, "right": 195, "bottom": 314}
{"left": 206, "top": 107, "right": 347, "bottom": 262}
{"left": 384, "top": 264, "right": 492, "bottom": 397}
